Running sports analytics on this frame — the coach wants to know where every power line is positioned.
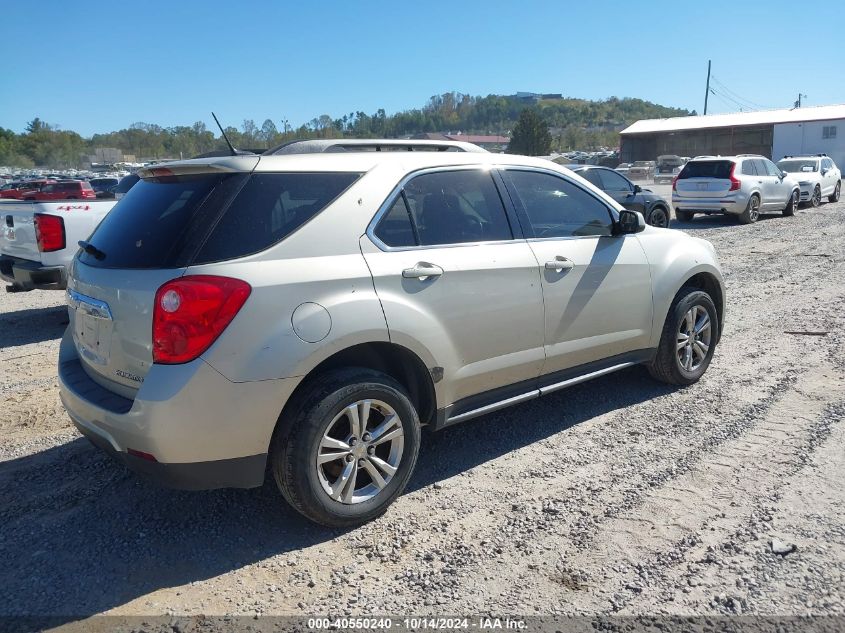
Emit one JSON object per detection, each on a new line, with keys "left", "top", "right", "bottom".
{"left": 710, "top": 76, "right": 773, "bottom": 110}
{"left": 708, "top": 88, "right": 752, "bottom": 113}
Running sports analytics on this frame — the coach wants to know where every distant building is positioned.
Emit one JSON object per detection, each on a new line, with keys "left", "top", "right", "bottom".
{"left": 411, "top": 132, "right": 510, "bottom": 152}
{"left": 514, "top": 92, "right": 562, "bottom": 103}
{"left": 620, "top": 104, "right": 845, "bottom": 167}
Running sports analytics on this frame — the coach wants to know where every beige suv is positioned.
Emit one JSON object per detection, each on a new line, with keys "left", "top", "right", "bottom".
{"left": 58, "top": 141, "right": 725, "bottom": 526}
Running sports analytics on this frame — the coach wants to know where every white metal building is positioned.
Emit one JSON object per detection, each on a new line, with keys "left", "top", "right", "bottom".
{"left": 619, "top": 104, "right": 845, "bottom": 168}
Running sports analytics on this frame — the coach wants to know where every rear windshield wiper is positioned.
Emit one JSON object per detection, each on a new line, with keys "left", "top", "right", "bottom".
{"left": 78, "top": 240, "right": 106, "bottom": 260}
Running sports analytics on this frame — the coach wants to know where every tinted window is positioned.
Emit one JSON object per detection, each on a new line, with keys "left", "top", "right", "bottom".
{"left": 778, "top": 159, "right": 816, "bottom": 173}
{"left": 113, "top": 173, "right": 140, "bottom": 193}
{"left": 678, "top": 160, "right": 733, "bottom": 179}
{"left": 374, "top": 195, "right": 417, "bottom": 247}
{"left": 598, "top": 169, "right": 632, "bottom": 192}
{"left": 79, "top": 174, "right": 231, "bottom": 268}
{"left": 195, "top": 172, "right": 360, "bottom": 263}
{"left": 741, "top": 160, "right": 757, "bottom": 176}
{"left": 762, "top": 159, "right": 780, "bottom": 177}
{"left": 506, "top": 170, "right": 613, "bottom": 238}
{"left": 398, "top": 170, "right": 512, "bottom": 246}
{"left": 579, "top": 169, "right": 603, "bottom": 188}
{"left": 752, "top": 159, "right": 769, "bottom": 177}
{"left": 40, "top": 185, "right": 55, "bottom": 193}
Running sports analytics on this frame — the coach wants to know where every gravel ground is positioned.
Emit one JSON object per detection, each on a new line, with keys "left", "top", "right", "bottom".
{"left": 1, "top": 196, "right": 844, "bottom": 625}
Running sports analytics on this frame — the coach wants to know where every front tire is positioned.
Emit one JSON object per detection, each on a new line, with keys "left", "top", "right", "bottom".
{"left": 647, "top": 205, "right": 670, "bottom": 228}
{"left": 783, "top": 190, "right": 797, "bottom": 216}
{"left": 811, "top": 185, "right": 822, "bottom": 208}
{"left": 271, "top": 368, "right": 421, "bottom": 527}
{"left": 675, "top": 209, "right": 695, "bottom": 222}
{"left": 648, "top": 287, "right": 718, "bottom": 386}
{"left": 739, "top": 194, "right": 760, "bottom": 224}
{"left": 829, "top": 181, "right": 841, "bottom": 203}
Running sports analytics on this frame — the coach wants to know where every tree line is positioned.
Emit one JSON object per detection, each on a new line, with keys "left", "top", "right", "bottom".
{"left": 0, "top": 93, "right": 692, "bottom": 168}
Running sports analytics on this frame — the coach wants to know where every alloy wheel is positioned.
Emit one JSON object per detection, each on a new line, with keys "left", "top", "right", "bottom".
{"left": 316, "top": 399, "right": 404, "bottom": 504}
{"left": 650, "top": 207, "right": 669, "bottom": 228}
{"left": 748, "top": 196, "right": 760, "bottom": 222}
{"left": 676, "top": 305, "right": 712, "bottom": 372}
{"left": 812, "top": 187, "right": 821, "bottom": 207}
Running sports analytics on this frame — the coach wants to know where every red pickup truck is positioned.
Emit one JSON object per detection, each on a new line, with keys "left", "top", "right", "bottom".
{"left": 24, "top": 180, "right": 96, "bottom": 201}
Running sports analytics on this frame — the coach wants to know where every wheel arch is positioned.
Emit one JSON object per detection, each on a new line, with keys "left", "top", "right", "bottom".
{"left": 272, "top": 341, "right": 438, "bottom": 444}
{"left": 679, "top": 271, "right": 724, "bottom": 344}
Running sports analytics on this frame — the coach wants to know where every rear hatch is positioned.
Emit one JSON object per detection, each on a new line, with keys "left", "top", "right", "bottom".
{"left": 1, "top": 202, "right": 42, "bottom": 262}
{"left": 67, "top": 158, "right": 258, "bottom": 397}
{"left": 674, "top": 160, "right": 734, "bottom": 198}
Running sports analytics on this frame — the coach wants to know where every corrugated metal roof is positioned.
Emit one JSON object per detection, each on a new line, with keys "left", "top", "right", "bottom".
{"left": 620, "top": 104, "right": 845, "bottom": 135}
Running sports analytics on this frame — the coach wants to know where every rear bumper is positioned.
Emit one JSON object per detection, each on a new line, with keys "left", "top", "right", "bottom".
{"left": 0, "top": 254, "right": 66, "bottom": 290}
{"left": 672, "top": 192, "right": 747, "bottom": 215}
{"left": 57, "top": 327, "right": 299, "bottom": 490}
{"left": 73, "top": 419, "right": 267, "bottom": 490}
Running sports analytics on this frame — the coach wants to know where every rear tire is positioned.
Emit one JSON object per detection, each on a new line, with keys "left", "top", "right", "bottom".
{"left": 271, "top": 368, "right": 421, "bottom": 527}
{"left": 739, "top": 194, "right": 760, "bottom": 224}
{"left": 648, "top": 287, "right": 718, "bottom": 386}
{"left": 782, "top": 190, "right": 797, "bottom": 216}
{"left": 811, "top": 185, "right": 822, "bottom": 208}
{"left": 675, "top": 209, "right": 695, "bottom": 222}
{"left": 829, "top": 181, "right": 841, "bottom": 203}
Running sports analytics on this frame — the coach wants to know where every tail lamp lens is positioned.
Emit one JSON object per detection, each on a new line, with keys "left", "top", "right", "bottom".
{"left": 152, "top": 275, "right": 251, "bottom": 364}
{"left": 34, "top": 213, "right": 66, "bottom": 252}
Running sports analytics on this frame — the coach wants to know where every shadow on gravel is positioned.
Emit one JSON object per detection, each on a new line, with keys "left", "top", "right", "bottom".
{"left": 0, "top": 305, "right": 68, "bottom": 348}
{"left": 0, "top": 366, "right": 678, "bottom": 623}
{"left": 674, "top": 213, "right": 784, "bottom": 230}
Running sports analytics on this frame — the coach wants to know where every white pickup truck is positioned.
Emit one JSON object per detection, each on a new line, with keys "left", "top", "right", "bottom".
{"left": 0, "top": 200, "right": 117, "bottom": 291}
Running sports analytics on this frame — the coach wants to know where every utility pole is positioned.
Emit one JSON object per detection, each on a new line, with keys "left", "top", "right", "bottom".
{"left": 703, "top": 60, "right": 711, "bottom": 115}
{"left": 794, "top": 93, "right": 807, "bottom": 108}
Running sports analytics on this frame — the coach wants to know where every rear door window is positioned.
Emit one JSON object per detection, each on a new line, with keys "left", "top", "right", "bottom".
{"left": 679, "top": 161, "right": 733, "bottom": 179}
{"left": 193, "top": 172, "right": 361, "bottom": 263}
{"left": 741, "top": 160, "right": 757, "bottom": 176}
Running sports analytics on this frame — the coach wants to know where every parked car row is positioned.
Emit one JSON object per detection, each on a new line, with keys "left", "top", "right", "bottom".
{"left": 0, "top": 173, "right": 139, "bottom": 202}
{"left": 672, "top": 153, "right": 840, "bottom": 224}
{"left": 44, "top": 139, "right": 725, "bottom": 527}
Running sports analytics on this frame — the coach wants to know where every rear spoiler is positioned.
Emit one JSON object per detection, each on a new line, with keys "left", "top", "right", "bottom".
{"left": 137, "top": 156, "right": 260, "bottom": 179}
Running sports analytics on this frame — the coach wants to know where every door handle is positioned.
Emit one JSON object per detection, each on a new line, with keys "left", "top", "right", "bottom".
{"left": 545, "top": 256, "right": 574, "bottom": 272}
{"left": 402, "top": 262, "right": 443, "bottom": 279}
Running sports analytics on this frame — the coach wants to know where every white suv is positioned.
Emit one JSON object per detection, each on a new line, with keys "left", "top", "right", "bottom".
{"left": 672, "top": 155, "right": 800, "bottom": 224}
{"left": 776, "top": 155, "right": 841, "bottom": 207}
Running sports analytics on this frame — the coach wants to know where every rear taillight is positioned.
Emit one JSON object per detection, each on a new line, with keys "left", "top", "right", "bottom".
{"left": 152, "top": 275, "right": 251, "bottom": 364}
{"left": 729, "top": 163, "right": 741, "bottom": 191}
{"left": 34, "top": 213, "right": 65, "bottom": 252}
{"left": 672, "top": 175, "right": 679, "bottom": 191}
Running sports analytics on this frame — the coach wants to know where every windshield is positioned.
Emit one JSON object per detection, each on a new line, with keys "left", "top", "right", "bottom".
{"left": 777, "top": 160, "right": 818, "bottom": 173}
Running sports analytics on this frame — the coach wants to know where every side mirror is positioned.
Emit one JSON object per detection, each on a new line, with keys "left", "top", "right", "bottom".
{"left": 821, "top": 168, "right": 828, "bottom": 175}
{"left": 632, "top": 184, "right": 642, "bottom": 194}
{"left": 617, "top": 209, "right": 646, "bottom": 234}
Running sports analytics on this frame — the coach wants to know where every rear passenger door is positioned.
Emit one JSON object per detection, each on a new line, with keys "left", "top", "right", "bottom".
{"left": 361, "top": 167, "right": 546, "bottom": 408}
{"left": 500, "top": 168, "right": 653, "bottom": 376}
{"left": 761, "top": 158, "right": 789, "bottom": 207}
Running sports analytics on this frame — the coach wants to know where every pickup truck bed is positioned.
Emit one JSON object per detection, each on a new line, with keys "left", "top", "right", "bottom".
{"left": 1, "top": 199, "right": 117, "bottom": 291}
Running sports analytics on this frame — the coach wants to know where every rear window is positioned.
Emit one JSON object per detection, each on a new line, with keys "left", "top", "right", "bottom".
{"left": 678, "top": 160, "right": 733, "bottom": 179}
{"left": 79, "top": 174, "right": 235, "bottom": 269}
{"left": 79, "top": 171, "right": 360, "bottom": 269}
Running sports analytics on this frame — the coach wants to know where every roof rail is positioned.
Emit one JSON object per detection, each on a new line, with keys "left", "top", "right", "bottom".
{"left": 263, "top": 138, "right": 487, "bottom": 155}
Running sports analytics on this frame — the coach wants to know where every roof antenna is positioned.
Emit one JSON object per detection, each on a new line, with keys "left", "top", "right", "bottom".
{"left": 212, "top": 112, "right": 238, "bottom": 156}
